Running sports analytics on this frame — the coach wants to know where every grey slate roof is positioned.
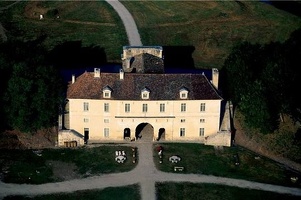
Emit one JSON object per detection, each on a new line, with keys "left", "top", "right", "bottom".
{"left": 130, "top": 53, "right": 164, "bottom": 73}
{"left": 67, "top": 72, "right": 222, "bottom": 101}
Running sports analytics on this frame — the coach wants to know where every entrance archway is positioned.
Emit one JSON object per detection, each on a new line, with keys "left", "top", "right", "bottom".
{"left": 135, "top": 123, "right": 154, "bottom": 141}
{"left": 157, "top": 128, "right": 165, "bottom": 141}
{"left": 123, "top": 128, "right": 131, "bottom": 139}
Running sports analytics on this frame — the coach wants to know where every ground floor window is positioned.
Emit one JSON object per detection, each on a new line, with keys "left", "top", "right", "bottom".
{"left": 180, "top": 128, "right": 185, "bottom": 137}
{"left": 199, "top": 128, "right": 204, "bottom": 136}
{"left": 104, "top": 128, "right": 109, "bottom": 137}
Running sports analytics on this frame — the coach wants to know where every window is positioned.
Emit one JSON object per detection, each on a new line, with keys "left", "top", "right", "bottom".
{"left": 83, "top": 102, "right": 89, "bottom": 111}
{"left": 200, "top": 103, "right": 206, "bottom": 112}
{"left": 104, "top": 128, "right": 109, "bottom": 137}
{"left": 200, "top": 119, "right": 205, "bottom": 123}
{"left": 180, "top": 87, "right": 188, "bottom": 99}
{"left": 142, "top": 104, "right": 148, "bottom": 112}
{"left": 125, "top": 103, "right": 130, "bottom": 112}
{"left": 181, "top": 119, "right": 185, "bottom": 123}
{"left": 180, "top": 128, "right": 185, "bottom": 137}
{"left": 104, "top": 119, "right": 109, "bottom": 123}
{"left": 104, "top": 103, "right": 109, "bottom": 112}
{"left": 84, "top": 118, "right": 89, "bottom": 123}
{"left": 199, "top": 128, "right": 205, "bottom": 136}
{"left": 103, "top": 86, "right": 112, "bottom": 98}
{"left": 104, "top": 92, "right": 110, "bottom": 98}
{"left": 160, "top": 103, "right": 165, "bottom": 112}
{"left": 141, "top": 87, "right": 150, "bottom": 99}
{"left": 181, "top": 103, "right": 186, "bottom": 112}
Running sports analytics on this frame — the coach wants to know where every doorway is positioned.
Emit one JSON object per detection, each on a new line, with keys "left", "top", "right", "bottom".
{"left": 135, "top": 123, "right": 154, "bottom": 141}
{"left": 84, "top": 128, "right": 89, "bottom": 144}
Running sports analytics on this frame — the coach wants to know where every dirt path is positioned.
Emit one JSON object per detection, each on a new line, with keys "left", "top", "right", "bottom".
{"left": 0, "top": 0, "right": 22, "bottom": 42}
{"left": 0, "top": 1, "right": 301, "bottom": 199}
{"left": 105, "top": 0, "right": 142, "bottom": 46}
{"left": 1, "top": 141, "right": 301, "bottom": 200}
{"left": 0, "top": 23, "right": 7, "bottom": 42}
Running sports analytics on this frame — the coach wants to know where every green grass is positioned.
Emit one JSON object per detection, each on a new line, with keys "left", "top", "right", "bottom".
{"left": 156, "top": 182, "right": 301, "bottom": 200}
{"left": 0, "top": 145, "right": 137, "bottom": 184}
{"left": 0, "top": 1, "right": 127, "bottom": 62}
{"left": 1, "top": 1, "right": 301, "bottom": 67}
{"left": 122, "top": 1, "right": 301, "bottom": 68}
{"left": 153, "top": 143, "right": 300, "bottom": 188}
{"left": 3, "top": 184, "right": 140, "bottom": 200}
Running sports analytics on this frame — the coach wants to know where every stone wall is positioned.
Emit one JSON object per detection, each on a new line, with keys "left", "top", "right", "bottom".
{"left": 58, "top": 129, "right": 84, "bottom": 147}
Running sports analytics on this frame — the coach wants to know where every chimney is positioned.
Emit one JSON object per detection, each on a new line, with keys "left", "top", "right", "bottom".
{"left": 120, "top": 68, "right": 124, "bottom": 80}
{"left": 211, "top": 68, "right": 219, "bottom": 89}
{"left": 94, "top": 68, "right": 100, "bottom": 78}
{"left": 72, "top": 74, "right": 75, "bottom": 84}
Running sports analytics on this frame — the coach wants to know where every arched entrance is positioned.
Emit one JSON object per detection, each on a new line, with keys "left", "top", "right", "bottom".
{"left": 135, "top": 123, "right": 154, "bottom": 141}
{"left": 157, "top": 128, "right": 165, "bottom": 141}
{"left": 123, "top": 128, "right": 131, "bottom": 139}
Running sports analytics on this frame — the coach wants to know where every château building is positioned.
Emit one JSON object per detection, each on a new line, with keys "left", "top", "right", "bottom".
{"left": 58, "top": 46, "right": 232, "bottom": 147}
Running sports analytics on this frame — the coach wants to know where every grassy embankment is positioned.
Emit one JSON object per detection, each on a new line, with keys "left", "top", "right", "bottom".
{"left": 122, "top": 1, "right": 301, "bottom": 68}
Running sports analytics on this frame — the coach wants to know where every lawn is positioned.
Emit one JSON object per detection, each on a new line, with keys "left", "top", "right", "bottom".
{"left": 121, "top": 1, "right": 301, "bottom": 68}
{"left": 0, "top": 1, "right": 127, "bottom": 63}
{"left": 1, "top": 1, "right": 301, "bottom": 67}
{"left": 153, "top": 143, "right": 301, "bottom": 188}
{"left": 3, "top": 184, "right": 140, "bottom": 200}
{"left": 0, "top": 145, "right": 137, "bottom": 184}
{"left": 156, "top": 182, "right": 301, "bottom": 200}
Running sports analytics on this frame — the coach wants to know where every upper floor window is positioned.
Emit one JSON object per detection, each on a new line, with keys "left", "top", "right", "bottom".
{"left": 199, "top": 128, "right": 205, "bottom": 136}
{"left": 181, "top": 103, "right": 186, "bottom": 112}
{"left": 125, "top": 103, "right": 130, "bottom": 113}
{"left": 179, "top": 87, "right": 189, "bottom": 99}
{"left": 180, "top": 128, "right": 185, "bottom": 137}
{"left": 200, "top": 119, "right": 205, "bottom": 123}
{"left": 160, "top": 103, "right": 165, "bottom": 112}
{"left": 83, "top": 102, "right": 89, "bottom": 111}
{"left": 142, "top": 104, "right": 148, "bottom": 112}
{"left": 141, "top": 87, "right": 150, "bottom": 99}
{"left": 200, "top": 103, "right": 206, "bottom": 112}
{"left": 104, "top": 103, "right": 109, "bottom": 112}
{"left": 103, "top": 86, "right": 112, "bottom": 98}
{"left": 84, "top": 118, "right": 89, "bottom": 123}
{"left": 181, "top": 119, "right": 185, "bottom": 123}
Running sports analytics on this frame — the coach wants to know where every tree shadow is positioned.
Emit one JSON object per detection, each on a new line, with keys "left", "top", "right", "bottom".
{"left": 162, "top": 46, "right": 195, "bottom": 69}
{"left": 48, "top": 41, "right": 107, "bottom": 70}
{"left": 47, "top": 41, "right": 109, "bottom": 84}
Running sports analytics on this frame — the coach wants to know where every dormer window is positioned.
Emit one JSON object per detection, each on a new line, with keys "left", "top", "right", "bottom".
{"left": 103, "top": 86, "right": 112, "bottom": 98}
{"left": 179, "top": 87, "right": 189, "bottom": 99}
{"left": 141, "top": 87, "right": 150, "bottom": 99}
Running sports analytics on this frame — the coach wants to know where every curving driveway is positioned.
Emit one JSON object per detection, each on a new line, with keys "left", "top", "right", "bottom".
{"left": 1, "top": 142, "right": 301, "bottom": 200}
{"left": 105, "top": 0, "right": 142, "bottom": 46}
{"left": 0, "top": 1, "right": 301, "bottom": 200}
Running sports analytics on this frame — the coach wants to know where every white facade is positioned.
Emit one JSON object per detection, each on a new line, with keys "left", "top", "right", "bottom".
{"left": 58, "top": 46, "right": 231, "bottom": 147}
{"left": 68, "top": 98, "right": 221, "bottom": 142}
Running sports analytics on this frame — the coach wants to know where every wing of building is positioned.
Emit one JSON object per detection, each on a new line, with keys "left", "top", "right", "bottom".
{"left": 58, "top": 46, "right": 232, "bottom": 147}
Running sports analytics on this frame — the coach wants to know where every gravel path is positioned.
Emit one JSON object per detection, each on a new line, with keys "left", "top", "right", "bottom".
{"left": 0, "top": 0, "right": 21, "bottom": 42}
{"left": 105, "top": 0, "right": 142, "bottom": 46}
{"left": 1, "top": 1, "right": 301, "bottom": 199}
{"left": 1, "top": 141, "right": 301, "bottom": 199}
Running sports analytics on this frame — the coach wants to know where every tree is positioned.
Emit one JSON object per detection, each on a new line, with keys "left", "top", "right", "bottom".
{"left": 222, "top": 28, "right": 301, "bottom": 133}
{"left": 239, "top": 80, "right": 278, "bottom": 134}
{"left": 222, "top": 42, "right": 263, "bottom": 105}
{"left": 0, "top": 39, "right": 63, "bottom": 133}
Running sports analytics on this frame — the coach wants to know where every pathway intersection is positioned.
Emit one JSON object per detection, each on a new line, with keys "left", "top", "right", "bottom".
{"left": 1, "top": 1, "right": 301, "bottom": 199}
{"left": 1, "top": 142, "right": 301, "bottom": 200}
